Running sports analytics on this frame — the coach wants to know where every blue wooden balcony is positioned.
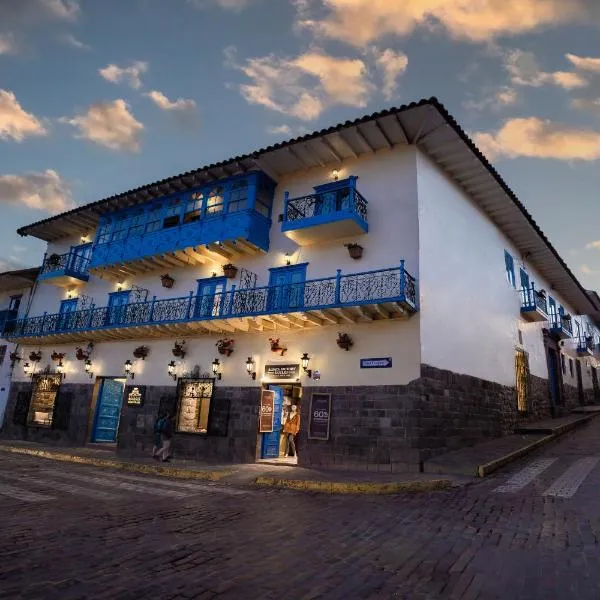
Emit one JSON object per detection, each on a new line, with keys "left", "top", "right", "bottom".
{"left": 282, "top": 176, "right": 368, "bottom": 246}
{"left": 520, "top": 285, "right": 548, "bottom": 322}
{"left": 88, "top": 172, "right": 275, "bottom": 279}
{"left": 3, "top": 263, "right": 418, "bottom": 344}
{"left": 577, "top": 335, "right": 594, "bottom": 356}
{"left": 549, "top": 314, "right": 573, "bottom": 339}
{"left": 38, "top": 246, "right": 91, "bottom": 287}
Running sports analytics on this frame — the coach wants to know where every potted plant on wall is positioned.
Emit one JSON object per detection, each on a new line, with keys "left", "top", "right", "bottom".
{"left": 47, "top": 253, "right": 61, "bottom": 267}
{"left": 172, "top": 340, "right": 186, "bottom": 359}
{"left": 223, "top": 264, "right": 238, "bottom": 279}
{"left": 269, "top": 337, "right": 287, "bottom": 356}
{"left": 133, "top": 345, "right": 149, "bottom": 360}
{"left": 50, "top": 351, "right": 66, "bottom": 362}
{"left": 29, "top": 350, "right": 42, "bottom": 362}
{"left": 160, "top": 273, "right": 175, "bottom": 288}
{"left": 216, "top": 338, "right": 235, "bottom": 356}
{"left": 336, "top": 332, "right": 353, "bottom": 351}
{"left": 345, "top": 243, "right": 363, "bottom": 260}
{"left": 75, "top": 342, "right": 94, "bottom": 361}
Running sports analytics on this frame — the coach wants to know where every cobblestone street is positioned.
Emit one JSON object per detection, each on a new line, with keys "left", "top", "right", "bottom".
{"left": 4, "top": 420, "right": 600, "bottom": 599}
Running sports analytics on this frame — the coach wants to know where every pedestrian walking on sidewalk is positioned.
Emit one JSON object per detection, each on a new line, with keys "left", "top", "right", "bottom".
{"left": 156, "top": 412, "right": 174, "bottom": 462}
{"left": 152, "top": 411, "right": 165, "bottom": 459}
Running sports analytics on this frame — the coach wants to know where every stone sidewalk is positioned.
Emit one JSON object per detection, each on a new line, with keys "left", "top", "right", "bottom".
{"left": 0, "top": 440, "right": 470, "bottom": 494}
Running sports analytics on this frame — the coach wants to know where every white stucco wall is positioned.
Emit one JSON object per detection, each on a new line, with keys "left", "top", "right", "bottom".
{"left": 417, "top": 150, "right": 595, "bottom": 388}
{"left": 18, "top": 146, "right": 422, "bottom": 387}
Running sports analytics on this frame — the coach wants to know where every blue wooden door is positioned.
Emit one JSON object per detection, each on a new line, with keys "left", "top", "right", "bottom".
{"left": 261, "top": 386, "right": 283, "bottom": 459}
{"left": 106, "top": 291, "right": 129, "bottom": 325}
{"left": 68, "top": 243, "right": 92, "bottom": 272}
{"left": 547, "top": 349, "right": 560, "bottom": 410}
{"left": 92, "top": 378, "right": 125, "bottom": 443}
{"left": 195, "top": 277, "right": 226, "bottom": 318}
{"left": 268, "top": 266, "right": 306, "bottom": 311}
{"left": 58, "top": 299, "right": 77, "bottom": 331}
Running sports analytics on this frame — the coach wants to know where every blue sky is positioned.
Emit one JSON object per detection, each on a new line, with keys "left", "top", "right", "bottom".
{"left": 1, "top": 0, "right": 600, "bottom": 287}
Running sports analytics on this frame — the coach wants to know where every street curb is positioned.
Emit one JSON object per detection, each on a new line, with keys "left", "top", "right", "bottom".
{"left": 0, "top": 445, "right": 233, "bottom": 481}
{"left": 477, "top": 414, "right": 595, "bottom": 478}
{"left": 253, "top": 476, "right": 455, "bottom": 494}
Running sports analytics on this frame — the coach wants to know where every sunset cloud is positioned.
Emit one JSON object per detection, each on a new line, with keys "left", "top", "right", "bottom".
{"left": 473, "top": 117, "right": 600, "bottom": 161}
{"left": 295, "top": 0, "right": 588, "bottom": 47}
{"left": 227, "top": 46, "right": 372, "bottom": 120}
{"left": 62, "top": 99, "right": 143, "bottom": 152}
{"left": 59, "top": 33, "right": 90, "bottom": 50}
{"left": 566, "top": 53, "right": 600, "bottom": 73}
{"left": 572, "top": 98, "right": 600, "bottom": 116}
{"left": 372, "top": 48, "right": 408, "bottom": 101}
{"left": 0, "top": 89, "right": 47, "bottom": 142}
{"left": 99, "top": 61, "right": 148, "bottom": 89}
{"left": 188, "top": 0, "right": 252, "bottom": 9}
{"left": 0, "top": 169, "right": 74, "bottom": 214}
{"left": 145, "top": 90, "right": 196, "bottom": 112}
{"left": 0, "top": 34, "right": 15, "bottom": 55}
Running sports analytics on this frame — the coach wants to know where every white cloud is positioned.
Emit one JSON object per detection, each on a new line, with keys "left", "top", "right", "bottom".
{"left": 585, "top": 241, "right": 600, "bottom": 250}
{"left": 372, "top": 48, "right": 408, "bottom": 101}
{"left": 566, "top": 53, "right": 600, "bottom": 73}
{"left": 188, "top": 0, "right": 252, "bottom": 10}
{"left": 99, "top": 61, "right": 148, "bottom": 89}
{"left": 59, "top": 33, "right": 90, "bottom": 50}
{"left": 0, "top": 169, "right": 74, "bottom": 214}
{"left": 267, "top": 125, "right": 292, "bottom": 135}
{"left": 0, "top": 89, "right": 47, "bottom": 141}
{"left": 504, "top": 49, "right": 587, "bottom": 89}
{"left": 473, "top": 117, "right": 600, "bottom": 161}
{"left": 572, "top": 98, "right": 600, "bottom": 116}
{"left": 463, "top": 86, "right": 519, "bottom": 111}
{"left": 145, "top": 90, "right": 196, "bottom": 112}
{"left": 581, "top": 264, "right": 593, "bottom": 275}
{"left": 295, "top": 0, "right": 589, "bottom": 47}
{"left": 42, "top": 0, "right": 80, "bottom": 20}
{"left": 227, "top": 46, "right": 372, "bottom": 121}
{"left": 62, "top": 99, "right": 143, "bottom": 152}
{"left": 0, "top": 33, "right": 15, "bottom": 55}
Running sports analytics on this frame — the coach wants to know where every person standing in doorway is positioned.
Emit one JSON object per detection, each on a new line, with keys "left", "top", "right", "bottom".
{"left": 152, "top": 411, "right": 165, "bottom": 459}
{"left": 156, "top": 412, "right": 173, "bottom": 462}
{"left": 283, "top": 404, "right": 300, "bottom": 457}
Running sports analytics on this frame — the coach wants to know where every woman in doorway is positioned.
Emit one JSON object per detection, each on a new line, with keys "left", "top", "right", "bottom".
{"left": 283, "top": 403, "right": 300, "bottom": 457}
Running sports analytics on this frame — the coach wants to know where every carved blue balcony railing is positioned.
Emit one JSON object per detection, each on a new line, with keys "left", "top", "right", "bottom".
{"left": 520, "top": 285, "right": 548, "bottom": 322}
{"left": 38, "top": 247, "right": 91, "bottom": 286}
{"left": 550, "top": 313, "right": 573, "bottom": 339}
{"left": 576, "top": 335, "right": 594, "bottom": 355}
{"left": 282, "top": 176, "right": 368, "bottom": 245}
{"left": 3, "top": 263, "right": 417, "bottom": 340}
{"left": 89, "top": 172, "right": 275, "bottom": 272}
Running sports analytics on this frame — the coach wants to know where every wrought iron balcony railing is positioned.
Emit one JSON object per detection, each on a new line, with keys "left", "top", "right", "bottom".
{"left": 577, "top": 335, "right": 594, "bottom": 354}
{"left": 3, "top": 263, "right": 417, "bottom": 340}
{"left": 284, "top": 186, "right": 368, "bottom": 224}
{"left": 550, "top": 314, "right": 573, "bottom": 336}
{"left": 520, "top": 285, "right": 547, "bottom": 314}
{"left": 39, "top": 249, "right": 91, "bottom": 281}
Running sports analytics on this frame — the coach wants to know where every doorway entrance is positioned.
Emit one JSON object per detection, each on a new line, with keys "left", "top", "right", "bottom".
{"left": 91, "top": 377, "right": 126, "bottom": 443}
{"left": 259, "top": 383, "right": 302, "bottom": 464}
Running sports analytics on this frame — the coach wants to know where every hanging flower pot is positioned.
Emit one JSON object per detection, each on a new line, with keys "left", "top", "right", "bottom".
{"left": 336, "top": 332, "right": 353, "bottom": 351}
{"left": 269, "top": 338, "right": 287, "bottom": 356}
{"left": 29, "top": 350, "right": 42, "bottom": 362}
{"left": 345, "top": 243, "right": 363, "bottom": 260}
{"left": 172, "top": 340, "right": 186, "bottom": 359}
{"left": 47, "top": 253, "right": 61, "bottom": 267}
{"left": 75, "top": 342, "right": 94, "bottom": 361}
{"left": 216, "top": 338, "right": 235, "bottom": 356}
{"left": 133, "top": 345, "right": 149, "bottom": 360}
{"left": 51, "top": 351, "right": 66, "bottom": 363}
{"left": 223, "top": 264, "right": 238, "bottom": 279}
{"left": 161, "top": 273, "right": 175, "bottom": 288}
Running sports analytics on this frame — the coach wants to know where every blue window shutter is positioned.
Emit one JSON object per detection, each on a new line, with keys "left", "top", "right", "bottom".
{"left": 504, "top": 251, "right": 515, "bottom": 287}
{"left": 519, "top": 268, "right": 529, "bottom": 290}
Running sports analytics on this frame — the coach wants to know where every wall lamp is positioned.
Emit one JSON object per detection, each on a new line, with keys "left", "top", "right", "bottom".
{"left": 23, "top": 362, "right": 32, "bottom": 377}
{"left": 167, "top": 360, "right": 177, "bottom": 381}
{"left": 212, "top": 358, "right": 222, "bottom": 380}
{"left": 246, "top": 356, "right": 256, "bottom": 380}
{"left": 331, "top": 168, "right": 339, "bottom": 181}
{"left": 124, "top": 359, "right": 135, "bottom": 379}
{"left": 84, "top": 359, "right": 94, "bottom": 379}
{"left": 301, "top": 352, "right": 312, "bottom": 378}
{"left": 56, "top": 360, "right": 66, "bottom": 379}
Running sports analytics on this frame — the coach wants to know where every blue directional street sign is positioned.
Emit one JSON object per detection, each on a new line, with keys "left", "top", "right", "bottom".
{"left": 360, "top": 357, "right": 392, "bottom": 369}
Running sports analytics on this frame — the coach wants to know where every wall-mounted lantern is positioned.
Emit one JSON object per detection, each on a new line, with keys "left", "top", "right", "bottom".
{"left": 84, "top": 359, "right": 93, "bottom": 379}
{"left": 23, "top": 362, "right": 32, "bottom": 377}
{"left": 300, "top": 352, "right": 312, "bottom": 378}
{"left": 56, "top": 360, "right": 65, "bottom": 379}
{"left": 331, "top": 168, "right": 339, "bottom": 181}
{"left": 167, "top": 360, "right": 177, "bottom": 381}
{"left": 246, "top": 356, "right": 256, "bottom": 380}
{"left": 124, "top": 359, "right": 135, "bottom": 379}
{"left": 212, "top": 358, "right": 222, "bottom": 380}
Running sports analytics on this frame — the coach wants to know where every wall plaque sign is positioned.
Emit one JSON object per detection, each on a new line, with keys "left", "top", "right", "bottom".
{"left": 264, "top": 363, "right": 300, "bottom": 380}
{"left": 126, "top": 386, "right": 144, "bottom": 406}
{"left": 259, "top": 389, "right": 275, "bottom": 432}
{"left": 360, "top": 357, "right": 392, "bottom": 369}
{"left": 308, "top": 392, "right": 331, "bottom": 440}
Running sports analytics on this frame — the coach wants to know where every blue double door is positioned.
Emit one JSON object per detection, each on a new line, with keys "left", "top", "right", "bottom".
{"left": 261, "top": 385, "right": 284, "bottom": 459}
{"left": 92, "top": 378, "right": 126, "bottom": 443}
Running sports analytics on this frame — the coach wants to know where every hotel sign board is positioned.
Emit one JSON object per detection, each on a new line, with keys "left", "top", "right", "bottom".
{"left": 264, "top": 363, "right": 300, "bottom": 380}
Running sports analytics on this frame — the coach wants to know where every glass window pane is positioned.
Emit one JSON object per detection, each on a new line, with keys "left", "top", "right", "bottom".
{"left": 206, "top": 187, "right": 224, "bottom": 215}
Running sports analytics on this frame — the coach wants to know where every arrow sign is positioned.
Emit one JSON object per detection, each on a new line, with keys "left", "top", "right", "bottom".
{"left": 360, "top": 357, "right": 392, "bottom": 369}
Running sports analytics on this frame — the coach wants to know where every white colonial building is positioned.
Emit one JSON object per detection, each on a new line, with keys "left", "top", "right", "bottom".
{"left": 2, "top": 97, "right": 599, "bottom": 471}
